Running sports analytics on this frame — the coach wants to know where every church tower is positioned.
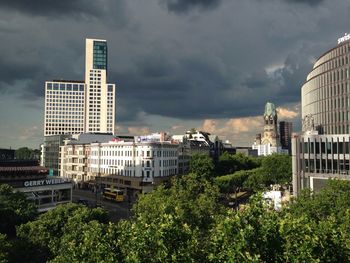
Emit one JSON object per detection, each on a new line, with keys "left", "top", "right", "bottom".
{"left": 261, "top": 102, "right": 279, "bottom": 147}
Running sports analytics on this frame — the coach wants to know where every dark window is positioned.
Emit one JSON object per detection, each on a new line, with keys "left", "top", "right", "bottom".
{"left": 93, "top": 41, "right": 107, "bottom": 70}
{"left": 321, "top": 142, "right": 326, "bottom": 154}
{"left": 333, "top": 142, "right": 338, "bottom": 154}
{"left": 327, "top": 142, "right": 332, "bottom": 154}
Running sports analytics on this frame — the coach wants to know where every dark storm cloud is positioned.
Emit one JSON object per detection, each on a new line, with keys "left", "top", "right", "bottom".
{"left": 0, "top": 0, "right": 103, "bottom": 17}
{"left": 244, "top": 70, "right": 271, "bottom": 89}
{"left": 0, "top": 0, "right": 345, "bottom": 127}
{"left": 112, "top": 43, "right": 315, "bottom": 123}
{"left": 0, "top": 37, "right": 82, "bottom": 98}
{"left": 110, "top": 51, "right": 238, "bottom": 122}
{"left": 277, "top": 53, "right": 313, "bottom": 99}
{"left": 160, "top": 0, "right": 221, "bottom": 13}
{"left": 113, "top": 57, "right": 258, "bottom": 121}
{"left": 286, "top": 0, "right": 324, "bottom": 5}
{"left": 159, "top": 0, "right": 323, "bottom": 14}
{"left": 244, "top": 51, "right": 313, "bottom": 107}
{"left": 0, "top": 61, "right": 37, "bottom": 86}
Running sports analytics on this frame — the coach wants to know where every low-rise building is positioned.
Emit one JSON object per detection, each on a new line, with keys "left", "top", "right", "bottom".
{"left": 88, "top": 137, "right": 179, "bottom": 196}
{"left": 0, "top": 159, "right": 72, "bottom": 212}
{"left": 60, "top": 133, "right": 115, "bottom": 186}
{"left": 59, "top": 132, "right": 217, "bottom": 196}
{"left": 42, "top": 134, "right": 72, "bottom": 176}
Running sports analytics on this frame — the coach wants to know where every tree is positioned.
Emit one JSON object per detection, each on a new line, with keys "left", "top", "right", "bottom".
{"left": 189, "top": 154, "right": 214, "bottom": 180}
{"left": 134, "top": 173, "right": 221, "bottom": 232}
{"left": 261, "top": 153, "right": 291, "bottom": 184}
{"left": 15, "top": 147, "right": 36, "bottom": 160}
{"left": 0, "top": 234, "right": 10, "bottom": 263}
{"left": 243, "top": 168, "right": 266, "bottom": 191}
{"left": 0, "top": 184, "right": 37, "bottom": 237}
{"left": 208, "top": 195, "right": 282, "bottom": 262}
{"left": 17, "top": 203, "right": 108, "bottom": 261}
{"left": 279, "top": 180, "right": 350, "bottom": 262}
{"left": 116, "top": 174, "right": 223, "bottom": 262}
{"left": 279, "top": 208, "right": 350, "bottom": 262}
{"left": 288, "top": 179, "right": 350, "bottom": 222}
{"left": 8, "top": 177, "right": 350, "bottom": 262}
{"left": 7, "top": 236, "right": 48, "bottom": 263}
{"left": 215, "top": 169, "right": 250, "bottom": 194}
{"left": 217, "top": 152, "right": 260, "bottom": 176}
{"left": 51, "top": 222, "right": 121, "bottom": 263}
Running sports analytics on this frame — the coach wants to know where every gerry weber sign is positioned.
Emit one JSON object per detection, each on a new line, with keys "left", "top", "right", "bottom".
{"left": 24, "top": 178, "right": 68, "bottom": 187}
{"left": 338, "top": 33, "right": 350, "bottom": 44}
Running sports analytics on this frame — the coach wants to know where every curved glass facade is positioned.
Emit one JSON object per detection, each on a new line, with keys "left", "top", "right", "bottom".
{"left": 302, "top": 40, "right": 350, "bottom": 134}
{"left": 294, "top": 39, "right": 350, "bottom": 196}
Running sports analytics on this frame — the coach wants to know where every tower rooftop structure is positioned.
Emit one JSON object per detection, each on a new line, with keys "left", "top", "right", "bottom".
{"left": 264, "top": 102, "right": 277, "bottom": 117}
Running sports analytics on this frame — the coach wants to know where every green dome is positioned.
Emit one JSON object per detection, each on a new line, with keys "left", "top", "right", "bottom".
{"left": 264, "top": 102, "right": 277, "bottom": 117}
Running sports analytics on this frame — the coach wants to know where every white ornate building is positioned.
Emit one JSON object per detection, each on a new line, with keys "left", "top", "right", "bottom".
{"left": 60, "top": 133, "right": 210, "bottom": 195}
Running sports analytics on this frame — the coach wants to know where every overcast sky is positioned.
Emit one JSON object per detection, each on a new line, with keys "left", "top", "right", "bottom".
{"left": 0, "top": 0, "right": 349, "bottom": 149}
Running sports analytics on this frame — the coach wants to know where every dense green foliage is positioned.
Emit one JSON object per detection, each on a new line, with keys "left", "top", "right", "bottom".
{"left": 0, "top": 185, "right": 39, "bottom": 263}
{"left": 116, "top": 173, "right": 222, "bottom": 262}
{"left": 1, "top": 153, "right": 349, "bottom": 262}
{"left": 51, "top": 222, "right": 120, "bottom": 263}
{"left": 0, "top": 184, "right": 37, "bottom": 237}
{"left": 189, "top": 154, "right": 215, "bottom": 180}
{"left": 278, "top": 180, "right": 350, "bottom": 262}
{"left": 14, "top": 147, "right": 40, "bottom": 160}
{"left": 217, "top": 152, "right": 261, "bottom": 176}
{"left": 215, "top": 153, "right": 292, "bottom": 193}
{"left": 261, "top": 153, "right": 292, "bottom": 184}
{"left": 214, "top": 168, "right": 257, "bottom": 193}
{"left": 123, "top": 179, "right": 350, "bottom": 262}
{"left": 0, "top": 234, "right": 10, "bottom": 263}
{"left": 17, "top": 203, "right": 109, "bottom": 262}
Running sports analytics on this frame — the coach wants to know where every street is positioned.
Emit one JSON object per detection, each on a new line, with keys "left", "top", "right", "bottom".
{"left": 72, "top": 189, "right": 132, "bottom": 221}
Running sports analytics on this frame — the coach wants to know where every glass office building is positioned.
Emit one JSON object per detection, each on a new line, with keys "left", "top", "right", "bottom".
{"left": 293, "top": 35, "right": 350, "bottom": 195}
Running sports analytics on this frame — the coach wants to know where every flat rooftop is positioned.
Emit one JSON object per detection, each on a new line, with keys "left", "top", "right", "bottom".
{"left": 50, "top": 80, "right": 85, "bottom": 83}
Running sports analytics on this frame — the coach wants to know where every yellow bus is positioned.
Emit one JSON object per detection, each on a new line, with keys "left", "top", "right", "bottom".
{"left": 102, "top": 188, "right": 124, "bottom": 202}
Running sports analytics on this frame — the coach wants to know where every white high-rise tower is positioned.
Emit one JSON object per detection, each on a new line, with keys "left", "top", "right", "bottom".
{"left": 85, "top": 39, "right": 115, "bottom": 134}
{"left": 44, "top": 38, "right": 116, "bottom": 136}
